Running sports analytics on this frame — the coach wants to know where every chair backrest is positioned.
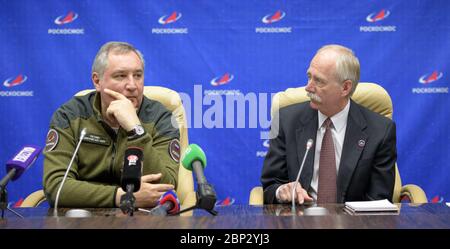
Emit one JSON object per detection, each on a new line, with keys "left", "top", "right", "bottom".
{"left": 75, "top": 86, "right": 194, "bottom": 205}
{"left": 271, "top": 82, "right": 401, "bottom": 202}
{"left": 142, "top": 86, "right": 194, "bottom": 205}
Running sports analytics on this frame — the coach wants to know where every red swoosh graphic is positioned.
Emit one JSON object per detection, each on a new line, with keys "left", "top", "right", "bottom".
{"left": 270, "top": 10, "right": 281, "bottom": 22}
{"left": 11, "top": 74, "right": 24, "bottom": 84}
{"left": 426, "top": 71, "right": 438, "bottom": 83}
{"left": 218, "top": 73, "right": 230, "bottom": 84}
{"left": 374, "top": 9, "right": 386, "bottom": 21}
{"left": 62, "top": 11, "right": 75, "bottom": 23}
{"left": 165, "top": 11, "right": 178, "bottom": 24}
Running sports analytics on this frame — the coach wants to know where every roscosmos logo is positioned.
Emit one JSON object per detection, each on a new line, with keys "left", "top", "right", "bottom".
{"left": 158, "top": 11, "right": 182, "bottom": 25}
{"left": 152, "top": 11, "right": 188, "bottom": 34}
{"left": 360, "top": 9, "right": 396, "bottom": 32}
{"left": 366, "top": 9, "right": 390, "bottom": 22}
{"left": 256, "top": 10, "right": 291, "bottom": 33}
{"left": 54, "top": 11, "right": 78, "bottom": 25}
{"left": 412, "top": 70, "right": 448, "bottom": 94}
{"left": 211, "top": 73, "right": 234, "bottom": 86}
{"left": 262, "top": 10, "right": 286, "bottom": 24}
{"left": 3, "top": 74, "right": 27, "bottom": 88}
{"left": 1, "top": 74, "right": 34, "bottom": 97}
{"left": 419, "top": 71, "right": 443, "bottom": 84}
{"left": 49, "top": 11, "right": 84, "bottom": 35}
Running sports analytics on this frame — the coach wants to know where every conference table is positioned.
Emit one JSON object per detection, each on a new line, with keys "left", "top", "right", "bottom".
{"left": 1, "top": 203, "right": 450, "bottom": 229}
{"left": 2, "top": 203, "right": 450, "bottom": 248}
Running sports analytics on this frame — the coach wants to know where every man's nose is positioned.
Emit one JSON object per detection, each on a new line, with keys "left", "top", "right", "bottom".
{"left": 305, "top": 79, "right": 314, "bottom": 92}
{"left": 125, "top": 75, "right": 138, "bottom": 90}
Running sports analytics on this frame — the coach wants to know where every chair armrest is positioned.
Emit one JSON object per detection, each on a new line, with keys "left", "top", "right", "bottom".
{"left": 180, "top": 190, "right": 197, "bottom": 207}
{"left": 400, "top": 184, "right": 428, "bottom": 204}
{"left": 249, "top": 186, "right": 264, "bottom": 205}
{"left": 20, "top": 190, "right": 46, "bottom": 207}
{"left": 179, "top": 191, "right": 197, "bottom": 216}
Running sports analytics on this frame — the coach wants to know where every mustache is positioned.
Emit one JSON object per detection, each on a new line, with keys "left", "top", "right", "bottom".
{"left": 307, "top": 92, "right": 322, "bottom": 103}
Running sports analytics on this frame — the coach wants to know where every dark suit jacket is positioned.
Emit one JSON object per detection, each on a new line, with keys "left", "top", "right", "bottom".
{"left": 261, "top": 100, "right": 396, "bottom": 203}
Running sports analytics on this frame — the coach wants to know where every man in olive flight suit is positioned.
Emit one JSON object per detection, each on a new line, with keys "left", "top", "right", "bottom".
{"left": 43, "top": 41, "right": 181, "bottom": 208}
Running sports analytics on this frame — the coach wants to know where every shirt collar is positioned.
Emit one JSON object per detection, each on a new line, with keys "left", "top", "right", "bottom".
{"left": 318, "top": 100, "right": 350, "bottom": 133}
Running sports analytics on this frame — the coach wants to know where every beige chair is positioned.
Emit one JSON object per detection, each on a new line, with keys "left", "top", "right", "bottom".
{"left": 249, "top": 82, "right": 428, "bottom": 205}
{"left": 21, "top": 86, "right": 196, "bottom": 210}
{"left": 20, "top": 189, "right": 46, "bottom": 207}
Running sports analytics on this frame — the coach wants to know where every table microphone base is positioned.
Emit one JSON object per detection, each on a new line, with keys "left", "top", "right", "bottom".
{"left": 65, "top": 209, "right": 92, "bottom": 218}
{"left": 174, "top": 204, "right": 218, "bottom": 216}
{"left": 303, "top": 206, "right": 329, "bottom": 216}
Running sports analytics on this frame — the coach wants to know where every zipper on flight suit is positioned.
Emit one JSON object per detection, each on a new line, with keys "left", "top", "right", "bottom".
{"left": 110, "top": 141, "right": 116, "bottom": 176}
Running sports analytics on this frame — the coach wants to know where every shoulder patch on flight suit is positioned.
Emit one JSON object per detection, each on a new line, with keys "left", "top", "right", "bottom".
{"left": 82, "top": 133, "right": 111, "bottom": 146}
{"left": 168, "top": 139, "right": 181, "bottom": 163}
{"left": 45, "top": 129, "right": 59, "bottom": 152}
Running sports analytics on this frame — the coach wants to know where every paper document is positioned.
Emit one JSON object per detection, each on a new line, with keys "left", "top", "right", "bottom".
{"left": 344, "top": 199, "right": 399, "bottom": 212}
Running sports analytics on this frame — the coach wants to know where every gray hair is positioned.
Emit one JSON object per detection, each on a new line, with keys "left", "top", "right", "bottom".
{"left": 91, "top": 41, "right": 145, "bottom": 78}
{"left": 317, "top": 44, "right": 360, "bottom": 95}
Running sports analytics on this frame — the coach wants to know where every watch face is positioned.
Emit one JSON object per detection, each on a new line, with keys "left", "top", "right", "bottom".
{"left": 136, "top": 125, "right": 144, "bottom": 135}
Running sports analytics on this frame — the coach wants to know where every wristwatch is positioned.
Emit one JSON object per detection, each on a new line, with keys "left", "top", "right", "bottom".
{"left": 127, "top": 124, "right": 145, "bottom": 140}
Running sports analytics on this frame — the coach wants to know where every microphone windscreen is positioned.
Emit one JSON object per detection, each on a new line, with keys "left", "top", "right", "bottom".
{"left": 159, "top": 190, "right": 180, "bottom": 214}
{"left": 6, "top": 145, "right": 42, "bottom": 181}
{"left": 181, "top": 144, "right": 207, "bottom": 171}
{"left": 121, "top": 147, "right": 143, "bottom": 192}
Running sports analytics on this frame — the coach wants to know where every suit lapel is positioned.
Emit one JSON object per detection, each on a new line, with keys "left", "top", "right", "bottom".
{"left": 337, "top": 101, "right": 368, "bottom": 202}
{"left": 295, "top": 110, "right": 318, "bottom": 191}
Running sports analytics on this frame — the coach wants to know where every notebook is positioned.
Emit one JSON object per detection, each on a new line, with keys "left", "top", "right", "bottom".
{"left": 344, "top": 199, "right": 399, "bottom": 213}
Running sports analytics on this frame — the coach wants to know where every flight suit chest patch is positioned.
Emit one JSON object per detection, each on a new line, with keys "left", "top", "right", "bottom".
{"left": 168, "top": 138, "right": 181, "bottom": 163}
{"left": 45, "top": 129, "right": 59, "bottom": 152}
{"left": 82, "top": 134, "right": 111, "bottom": 146}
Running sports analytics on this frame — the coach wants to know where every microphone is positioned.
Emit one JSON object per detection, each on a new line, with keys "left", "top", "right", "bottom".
{"left": 53, "top": 128, "right": 87, "bottom": 217}
{"left": 148, "top": 190, "right": 180, "bottom": 216}
{"left": 1, "top": 145, "right": 42, "bottom": 188}
{"left": 181, "top": 144, "right": 217, "bottom": 212}
{"left": 1, "top": 145, "right": 41, "bottom": 219}
{"left": 292, "top": 139, "right": 314, "bottom": 210}
{"left": 120, "top": 147, "right": 143, "bottom": 192}
{"left": 119, "top": 147, "right": 143, "bottom": 216}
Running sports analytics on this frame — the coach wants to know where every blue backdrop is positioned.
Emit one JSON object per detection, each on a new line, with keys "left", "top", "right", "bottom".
{"left": 1, "top": 0, "right": 449, "bottom": 206}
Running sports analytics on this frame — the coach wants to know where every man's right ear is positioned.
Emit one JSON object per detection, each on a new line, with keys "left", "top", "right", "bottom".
{"left": 92, "top": 73, "right": 101, "bottom": 91}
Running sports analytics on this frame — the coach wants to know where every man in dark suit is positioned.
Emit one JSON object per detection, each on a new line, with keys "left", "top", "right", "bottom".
{"left": 261, "top": 45, "right": 396, "bottom": 204}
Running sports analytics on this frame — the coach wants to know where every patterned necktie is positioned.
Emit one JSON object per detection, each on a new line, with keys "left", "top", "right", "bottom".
{"left": 317, "top": 118, "right": 337, "bottom": 204}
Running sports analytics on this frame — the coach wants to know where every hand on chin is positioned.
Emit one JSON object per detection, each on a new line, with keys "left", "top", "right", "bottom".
{"left": 126, "top": 97, "right": 139, "bottom": 110}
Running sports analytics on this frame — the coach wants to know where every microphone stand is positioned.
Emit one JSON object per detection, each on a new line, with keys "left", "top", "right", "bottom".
{"left": 53, "top": 128, "right": 92, "bottom": 218}
{"left": 174, "top": 183, "right": 218, "bottom": 216}
{"left": 0, "top": 174, "right": 24, "bottom": 219}
{"left": 292, "top": 139, "right": 313, "bottom": 214}
{"left": 119, "top": 184, "right": 136, "bottom": 216}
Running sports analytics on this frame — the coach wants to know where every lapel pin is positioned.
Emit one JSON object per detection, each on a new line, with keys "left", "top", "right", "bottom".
{"left": 358, "top": 139, "right": 365, "bottom": 148}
